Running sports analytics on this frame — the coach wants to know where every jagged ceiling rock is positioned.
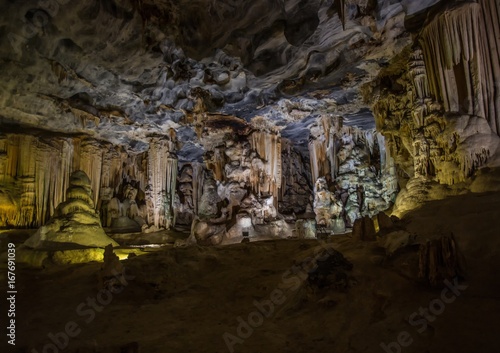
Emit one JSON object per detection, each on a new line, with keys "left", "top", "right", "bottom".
{"left": 0, "top": 0, "right": 445, "bottom": 157}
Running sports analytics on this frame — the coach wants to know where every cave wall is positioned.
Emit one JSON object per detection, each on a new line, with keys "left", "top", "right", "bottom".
{"left": 0, "top": 112, "right": 397, "bottom": 239}
{"left": 368, "top": 0, "right": 500, "bottom": 187}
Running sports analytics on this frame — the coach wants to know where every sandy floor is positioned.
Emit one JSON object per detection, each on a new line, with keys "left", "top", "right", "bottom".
{"left": 1, "top": 190, "right": 500, "bottom": 353}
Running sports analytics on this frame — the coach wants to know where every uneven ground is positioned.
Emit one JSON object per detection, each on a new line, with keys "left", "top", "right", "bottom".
{"left": 1, "top": 190, "right": 500, "bottom": 353}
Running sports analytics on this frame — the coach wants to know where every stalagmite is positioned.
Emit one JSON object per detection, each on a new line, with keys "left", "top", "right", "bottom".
{"left": 24, "top": 170, "right": 119, "bottom": 249}
{"left": 418, "top": 234, "right": 466, "bottom": 286}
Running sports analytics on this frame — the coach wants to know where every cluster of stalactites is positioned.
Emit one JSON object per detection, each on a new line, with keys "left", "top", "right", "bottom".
{"left": 420, "top": 0, "right": 500, "bottom": 134}
{"left": 0, "top": 135, "right": 76, "bottom": 227}
{"left": 309, "top": 115, "right": 387, "bottom": 183}
{"left": 409, "top": 48, "right": 430, "bottom": 101}
{"left": 249, "top": 130, "right": 282, "bottom": 200}
{"left": 309, "top": 115, "right": 341, "bottom": 184}
{"left": 0, "top": 133, "right": 150, "bottom": 228}
{"left": 279, "top": 139, "right": 308, "bottom": 202}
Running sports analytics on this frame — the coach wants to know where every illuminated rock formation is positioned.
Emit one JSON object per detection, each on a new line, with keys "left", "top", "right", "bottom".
{"left": 309, "top": 115, "right": 398, "bottom": 227}
{"left": 0, "top": 133, "right": 180, "bottom": 232}
{"left": 146, "top": 135, "right": 178, "bottom": 231}
{"left": 24, "top": 170, "right": 119, "bottom": 249}
{"left": 371, "top": 43, "right": 500, "bottom": 187}
{"left": 249, "top": 130, "right": 282, "bottom": 201}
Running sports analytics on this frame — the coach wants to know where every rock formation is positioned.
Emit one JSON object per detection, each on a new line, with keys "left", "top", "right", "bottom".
{"left": 418, "top": 234, "right": 466, "bottom": 286}
{"left": 0, "top": 0, "right": 499, "bottom": 242}
{"left": 366, "top": 0, "right": 500, "bottom": 204}
{"left": 24, "top": 170, "right": 119, "bottom": 249}
{"left": 309, "top": 115, "right": 398, "bottom": 228}
{"left": 352, "top": 216, "right": 377, "bottom": 241}
{"left": 99, "top": 244, "right": 127, "bottom": 290}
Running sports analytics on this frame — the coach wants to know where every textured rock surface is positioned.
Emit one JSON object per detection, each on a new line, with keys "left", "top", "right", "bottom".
{"left": 0, "top": 0, "right": 414, "bottom": 147}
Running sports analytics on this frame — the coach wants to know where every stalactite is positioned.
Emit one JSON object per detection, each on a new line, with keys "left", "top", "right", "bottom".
{"left": 409, "top": 49, "right": 430, "bottom": 101}
{"left": 147, "top": 137, "right": 178, "bottom": 229}
{"left": 15, "top": 135, "right": 37, "bottom": 227}
{"left": 0, "top": 135, "right": 76, "bottom": 227}
{"left": 214, "top": 147, "right": 227, "bottom": 182}
{"left": 376, "top": 133, "right": 387, "bottom": 173}
{"left": 420, "top": 1, "right": 500, "bottom": 134}
{"left": 191, "top": 162, "right": 204, "bottom": 215}
{"left": 0, "top": 135, "right": 7, "bottom": 183}
{"left": 35, "top": 140, "right": 60, "bottom": 226}
{"left": 309, "top": 115, "right": 344, "bottom": 183}
{"left": 19, "top": 176, "right": 36, "bottom": 228}
{"left": 122, "top": 153, "right": 148, "bottom": 191}
{"left": 309, "top": 138, "right": 329, "bottom": 185}
{"left": 249, "top": 130, "right": 282, "bottom": 200}
{"left": 478, "top": 0, "right": 500, "bottom": 135}
{"left": 0, "top": 132, "right": 184, "bottom": 230}
{"left": 78, "top": 140, "right": 103, "bottom": 206}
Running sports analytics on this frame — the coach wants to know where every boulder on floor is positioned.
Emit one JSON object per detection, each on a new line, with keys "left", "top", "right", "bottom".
{"left": 352, "top": 216, "right": 376, "bottom": 241}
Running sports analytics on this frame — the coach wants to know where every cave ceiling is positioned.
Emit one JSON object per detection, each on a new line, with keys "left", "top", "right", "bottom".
{"left": 0, "top": 0, "right": 444, "bottom": 160}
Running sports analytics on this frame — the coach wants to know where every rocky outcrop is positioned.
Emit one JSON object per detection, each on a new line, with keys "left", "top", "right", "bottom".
{"left": 99, "top": 244, "right": 127, "bottom": 290}
{"left": 24, "top": 171, "right": 119, "bottom": 249}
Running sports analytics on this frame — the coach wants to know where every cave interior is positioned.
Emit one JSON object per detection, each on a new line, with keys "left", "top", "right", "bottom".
{"left": 1, "top": 0, "right": 500, "bottom": 352}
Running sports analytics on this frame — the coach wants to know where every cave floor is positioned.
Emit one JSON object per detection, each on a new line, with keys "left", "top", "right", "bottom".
{"left": 3, "top": 190, "right": 500, "bottom": 353}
